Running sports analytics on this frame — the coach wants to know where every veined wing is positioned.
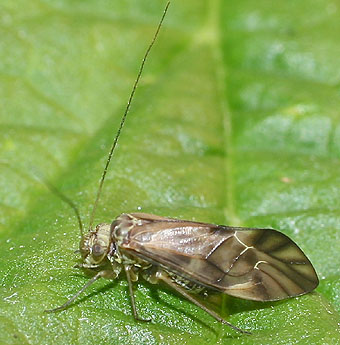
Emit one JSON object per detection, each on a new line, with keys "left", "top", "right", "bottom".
{"left": 119, "top": 213, "right": 319, "bottom": 301}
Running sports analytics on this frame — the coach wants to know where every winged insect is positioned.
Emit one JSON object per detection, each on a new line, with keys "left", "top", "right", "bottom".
{"left": 46, "top": 2, "right": 319, "bottom": 334}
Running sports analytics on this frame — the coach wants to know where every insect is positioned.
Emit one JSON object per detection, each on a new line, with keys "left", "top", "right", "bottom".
{"left": 45, "top": 1, "right": 319, "bottom": 335}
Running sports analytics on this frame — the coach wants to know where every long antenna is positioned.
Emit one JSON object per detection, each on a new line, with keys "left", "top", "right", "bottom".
{"left": 88, "top": 2, "right": 170, "bottom": 230}
{"left": 34, "top": 173, "right": 84, "bottom": 238}
{"left": 46, "top": 181, "right": 84, "bottom": 238}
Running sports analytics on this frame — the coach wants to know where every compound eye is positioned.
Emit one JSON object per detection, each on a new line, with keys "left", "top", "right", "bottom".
{"left": 92, "top": 243, "right": 104, "bottom": 257}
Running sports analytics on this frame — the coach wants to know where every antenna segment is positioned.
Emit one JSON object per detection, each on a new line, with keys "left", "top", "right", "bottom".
{"left": 88, "top": 2, "right": 171, "bottom": 230}
{"left": 35, "top": 174, "right": 84, "bottom": 238}
{"left": 48, "top": 182, "right": 84, "bottom": 238}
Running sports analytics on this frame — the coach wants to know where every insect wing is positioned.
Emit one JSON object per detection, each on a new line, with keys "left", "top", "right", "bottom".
{"left": 120, "top": 213, "right": 319, "bottom": 301}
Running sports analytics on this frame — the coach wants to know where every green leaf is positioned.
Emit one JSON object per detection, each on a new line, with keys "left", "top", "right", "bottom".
{"left": 0, "top": 1, "right": 339, "bottom": 344}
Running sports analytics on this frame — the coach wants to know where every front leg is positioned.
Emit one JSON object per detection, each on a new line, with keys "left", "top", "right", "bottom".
{"left": 45, "top": 270, "right": 113, "bottom": 313}
{"left": 124, "top": 265, "right": 151, "bottom": 322}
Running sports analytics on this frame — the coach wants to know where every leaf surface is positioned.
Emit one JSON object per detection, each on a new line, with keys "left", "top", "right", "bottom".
{"left": 0, "top": 1, "right": 339, "bottom": 344}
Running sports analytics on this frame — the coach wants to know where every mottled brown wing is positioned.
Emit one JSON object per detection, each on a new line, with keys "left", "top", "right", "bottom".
{"left": 121, "top": 213, "right": 319, "bottom": 301}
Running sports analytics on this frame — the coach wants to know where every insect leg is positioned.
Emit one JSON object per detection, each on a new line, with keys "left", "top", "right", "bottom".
{"left": 124, "top": 265, "right": 151, "bottom": 322}
{"left": 45, "top": 270, "right": 110, "bottom": 313}
{"left": 158, "top": 272, "right": 251, "bottom": 335}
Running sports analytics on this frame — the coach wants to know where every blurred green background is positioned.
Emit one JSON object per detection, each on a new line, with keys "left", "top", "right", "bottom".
{"left": 0, "top": 1, "right": 339, "bottom": 344}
